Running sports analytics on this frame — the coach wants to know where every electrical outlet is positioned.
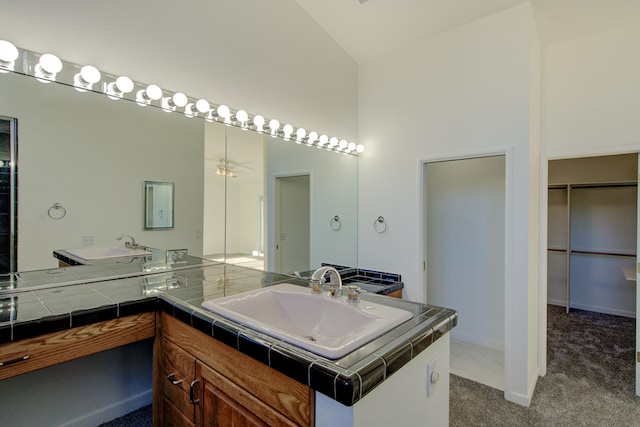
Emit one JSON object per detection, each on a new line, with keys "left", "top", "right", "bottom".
{"left": 82, "top": 235, "right": 95, "bottom": 246}
{"left": 426, "top": 358, "right": 439, "bottom": 398}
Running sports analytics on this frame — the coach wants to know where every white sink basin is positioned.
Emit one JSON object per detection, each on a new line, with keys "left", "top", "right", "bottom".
{"left": 65, "top": 246, "right": 152, "bottom": 261}
{"left": 201, "top": 283, "right": 413, "bottom": 359}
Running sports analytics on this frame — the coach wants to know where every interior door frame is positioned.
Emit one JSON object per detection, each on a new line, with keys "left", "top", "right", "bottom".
{"left": 272, "top": 172, "right": 311, "bottom": 274}
{"left": 420, "top": 146, "right": 512, "bottom": 398}
{"left": 539, "top": 148, "right": 639, "bottom": 397}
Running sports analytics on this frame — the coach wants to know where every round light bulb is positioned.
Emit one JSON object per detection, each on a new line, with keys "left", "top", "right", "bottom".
{"left": 252, "top": 115, "right": 265, "bottom": 129}
{"left": 296, "top": 128, "right": 307, "bottom": 141}
{"left": 145, "top": 84, "right": 162, "bottom": 100}
{"left": 308, "top": 131, "right": 318, "bottom": 143}
{"left": 318, "top": 135, "right": 329, "bottom": 146}
{"left": 329, "top": 137, "right": 339, "bottom": 147}
{"left": 356, "top": 144, "right": 365, "bottom": 153}
{"left": 115, "top": 76, "right": 134, "bottom": 93}
{"left": 269, "top": 119, "right": 280, "bottom": 131}
{"left": 283, "top": 124, "right": 294, "bottom": 137}
{"left": 39, "top": 53, "right": 63, "bottom": 74}
{"left": 195, "top": 99, "right": 210, "bottom": 113}
{"left": 80, "top": 65, "right": 101, "bottom": 84}
{"left": 235, "top": 110, "right": 248, "bottom": 122}
{"left": 0, "top": 40, "right": 19, "bottom": 63}
{"left": 216, "top": 104, "right": 230, "bottom": 118}
{"left": 347, "top": 142, "right": 357, "bottom": 151}
{"left": 339, "top": 139, "right": 348, "bottom": 149}
{"left": 172, "top": 92, "right": 188, "bottom": 107}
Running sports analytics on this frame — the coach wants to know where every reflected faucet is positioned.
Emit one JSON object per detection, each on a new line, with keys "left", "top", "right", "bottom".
{"left": 310, "top": 266, "right": 342, "bottom": 297}
{"left": 116, "top": 234, "right": 137, "bottom": 248}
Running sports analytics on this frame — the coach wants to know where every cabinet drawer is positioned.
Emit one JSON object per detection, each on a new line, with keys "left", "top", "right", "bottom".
{"left": 162, "top": 396, "right": 195, "bottom": 427}
{"left": 0, "top": 312, "right": 155, "bottom": 381}
{"left": 163, "top": 338, "right": 196, "bottom": 422}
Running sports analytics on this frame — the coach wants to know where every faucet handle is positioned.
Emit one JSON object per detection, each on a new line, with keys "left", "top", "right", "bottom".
{"left": 346, "top": 285, "right": 361, "bottom": 303}
{"left": 309, "top": 279, "right": 323, "bottom": 294}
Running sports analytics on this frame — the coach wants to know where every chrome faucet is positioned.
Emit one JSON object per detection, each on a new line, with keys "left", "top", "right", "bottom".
{"left": 116, "top": 234, "right": 137, "bottom": 248}
{"left": 310, "top": 266, "right": 342, "bottom": 297}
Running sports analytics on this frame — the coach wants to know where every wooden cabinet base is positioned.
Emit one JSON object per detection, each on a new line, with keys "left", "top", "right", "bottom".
{"left": 0, "top": 312, "right": 155, "bottom": 381}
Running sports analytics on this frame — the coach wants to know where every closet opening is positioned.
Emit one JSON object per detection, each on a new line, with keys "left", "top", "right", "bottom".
{"left": 424, "top": 155, "right": 506, "bottom": 391}
{"left": 546, "top": 153, "right": 638, "bottom": 397}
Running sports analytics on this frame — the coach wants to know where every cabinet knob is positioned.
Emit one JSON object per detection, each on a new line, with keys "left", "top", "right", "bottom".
{"left": 166, "top": 373, "right": 183, "bottom": 385}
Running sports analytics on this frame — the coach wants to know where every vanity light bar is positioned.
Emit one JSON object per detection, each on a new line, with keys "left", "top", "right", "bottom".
{"left": 0, "top": 40, "right": 364, "bottom": 156}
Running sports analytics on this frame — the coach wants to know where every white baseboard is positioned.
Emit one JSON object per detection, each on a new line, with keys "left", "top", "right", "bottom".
{"left": 61, "top": 389, "right": 152, "bottom": 427}
{"left": 547, "top": 299, "right": 635, "bottom": 318}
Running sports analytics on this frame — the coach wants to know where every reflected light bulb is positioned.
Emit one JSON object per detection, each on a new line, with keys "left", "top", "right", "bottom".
{"left": 307, "top": 131, "right": 318, "bottom": 145}
{"left": 347, "top": 142, "right": 357, "bottom": 151}
{"left": 234, "top": 110, "right": 249, "bottom": 129}
{"left": 146, "top": 84, "right": 162, "bottom": 100}
{"left": 329, "top": 137, "right": 339, "bottom": 147}
{"left": 318, "top": 135, "right": 329, "bottom": 147}
{"left": 217, "top": 105, "right": 231, "bottom": 124}
{"left": 172, "top": 92, "right": 188, "bottom": 107}
{"left": 296, "top": 128, "right": 306, "bottom": 143}
{"left": 0, "top": 40, "right": 19, "bottom": 72}
{"left": 282, "top": 124, "right": 294, "bottom": 140}
{"left": 252, "top": 115, "right": 265, "bottom": 132}
{"left": 339, "top": 139, "right": 348, "bottom": 149}
{"left": 196, "top": 99, "right": 210, "bottom": 113}
{"left": 356, "top": 144, "right": 365, "bottom": 153}
{"left": 269, "top": 119, "right": 280, "bottom": 137}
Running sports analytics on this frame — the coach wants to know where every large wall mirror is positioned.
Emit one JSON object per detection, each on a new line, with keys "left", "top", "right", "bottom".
{"left": 0, "top": 70, "right": 358, "bottom": 276}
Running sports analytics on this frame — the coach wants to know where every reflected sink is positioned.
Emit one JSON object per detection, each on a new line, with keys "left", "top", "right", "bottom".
{"left": 201, "top": 283, "right": 413, "bottom": 359}
{"left": 65, "top": 246, "right": 152, "bottom": 261}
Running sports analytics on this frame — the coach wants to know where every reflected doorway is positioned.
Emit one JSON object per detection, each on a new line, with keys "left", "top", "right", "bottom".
{"left": 274, "top": 175, "right": 310, "bottom": 275}
{"left": 0, "top": 116, "right": 17, "bottom": 273}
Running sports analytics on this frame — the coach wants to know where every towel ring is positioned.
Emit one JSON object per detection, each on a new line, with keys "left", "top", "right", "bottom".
{"left": 48, "top": 203, "right": 66, "bottom": 219}
{"left": 330, "top": 215, "right": 341, "bottom": 231}
{"left": 374, "top": 216, "right": 387, "bottom": 233}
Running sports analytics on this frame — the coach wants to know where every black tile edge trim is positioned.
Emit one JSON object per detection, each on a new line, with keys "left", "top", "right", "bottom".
{"left": 171, "top": 301, "right": 194, "bottom": 325}
{"left": 211, "top": 319, "right": 241, "bottom": 349}
{"left": 0, "top": 322, "right": 11, "bottom": 344}
{"left": 71, "top": 304, "right": 118, "bottom": 328}
{"left": 118, "top": 298, "right": 159, "bottom": 318}
{"left": 351, "top": 356, "right": 386, "bottom": 401}
{"left": 238, "top": 333, "right": 271, "bottom": 365}
{"left": 378, "top": 340, "right": 412, "bottom": 379}
{"left": 309, "top": 362, "right": 340, "bottom": 402}
{"left": 410, "top": 326, "right": 435, "bottom": 356}
{"left": 191, "top": 310, "right": 214, "bottom": 337}
{"left": 269, "top": 346, "right": 313, "bottom": 387}
{"left": 12, "top": 313, "right": 71, "bottom": 342}
{"left": 335, "top": 372, "right": 361, "bottom": 406}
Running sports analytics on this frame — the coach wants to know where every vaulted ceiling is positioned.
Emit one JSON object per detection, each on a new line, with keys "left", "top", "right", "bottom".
{"left": 294, "top": 0, "right": 640, "bottom": 63}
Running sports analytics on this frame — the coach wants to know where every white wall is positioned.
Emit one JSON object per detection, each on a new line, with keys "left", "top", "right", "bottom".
{"left": 266, "top": 141, "right": 358, "bottom": 272}
{"left": 0, "top": 0, "right": 358, "bottom": 141}
{"left": 358, "top": 3, "right": 540, "bottom": 405}
{"left": 0, "top": 72, "right": 205, "bottom": 271}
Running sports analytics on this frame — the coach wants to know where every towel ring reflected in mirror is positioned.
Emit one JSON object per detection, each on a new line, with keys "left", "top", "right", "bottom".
{"left": 48, "top": 203, "right": 66, "bottom": 219}
{"left": 330, "top": 215, "right": 341, "bottom": 231}
{"left": 374, "top": 216, "right": 387, "bottom": 233}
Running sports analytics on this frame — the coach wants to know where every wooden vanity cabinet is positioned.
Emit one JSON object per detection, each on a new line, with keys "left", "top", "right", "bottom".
{"left": 158, "top": 313, "right": 314, "bottom": 427}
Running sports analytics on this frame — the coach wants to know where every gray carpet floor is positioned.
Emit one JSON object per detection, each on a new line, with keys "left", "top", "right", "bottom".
{"left": 101, "top": 305, "right": 639, "bottom": 426}
{"left": 450, "top": 305, "right": 640, "bottom": 426}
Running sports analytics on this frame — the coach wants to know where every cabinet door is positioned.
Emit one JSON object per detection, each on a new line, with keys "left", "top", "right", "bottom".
{"left": 197, "top": 361, "right": 298, "bottom": 427}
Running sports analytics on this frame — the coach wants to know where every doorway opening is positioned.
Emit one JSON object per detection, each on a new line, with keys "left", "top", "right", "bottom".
{"left": 0, "top": 116, "right": 17, "bottom": 273}
{"left": 546, "top": 153, "right": 637, "bottom": 396}
{"left": 274, "top": 174, "right": 310, "bottom": 275}
{"left": 424, "top": 155, "right": 506, "bottom": 391}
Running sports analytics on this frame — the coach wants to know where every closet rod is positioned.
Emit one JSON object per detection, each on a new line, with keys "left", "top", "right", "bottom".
{"left": 549, "top": 182, "right": 637, "bottom": 190}
{"left": 547, "top": 248, "right": 636, "bottom": 257}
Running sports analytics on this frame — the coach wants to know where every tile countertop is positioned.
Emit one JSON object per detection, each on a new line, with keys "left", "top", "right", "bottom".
{"left": 0, "top": 263, "right": 457, "bottom": 406}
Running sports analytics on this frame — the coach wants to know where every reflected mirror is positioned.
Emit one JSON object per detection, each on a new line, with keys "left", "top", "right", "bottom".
{"left": 0, "top": 68, "right": 358, "bottom": 276}
{"left": 144, "top": 181, "right": 174, "bottom": 230}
